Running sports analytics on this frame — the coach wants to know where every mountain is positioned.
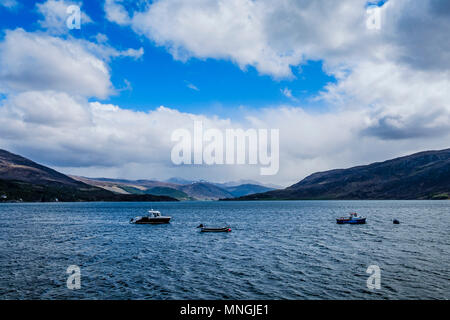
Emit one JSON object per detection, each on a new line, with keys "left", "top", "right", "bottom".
{"left": 71, "top": 176, "right": 192, "bottom": 200}
{"left": 214, "top": 179, "right": 283, "bottom": 189}
{"left": 76, "top": 177, "right": 270, "bottom": 200}
{"left": 178, "top": 182, "right": 234, "bottom": 200}
{"left": 165, "top": 177, "right": 196, "bottom": 185}
{"left": 0, "top": 149, "right": 177, "bottom": 202}
{"left": 72, "top": 176, "right": 178, "bottom": 192}
{"left": 232, "top": 149, "right": 450, "bottom": 200}
{"left": 118, "top": 185, "right": 193, "bottom": 201}
{"left": 166, "top": 177, "right": 282, "bottom": 189}
{"left": 144, "top": 187, "right": 192, "bottom": 200}
{"left": 224, "top": 184, "right": 275, "bottom": 197}
{"left": 0, "top": 149, "right": 82, "bottom": 187}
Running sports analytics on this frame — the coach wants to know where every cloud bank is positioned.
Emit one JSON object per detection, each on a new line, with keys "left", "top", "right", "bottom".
{"left": 1, "top": 0, "right": 450, "bottom": 185}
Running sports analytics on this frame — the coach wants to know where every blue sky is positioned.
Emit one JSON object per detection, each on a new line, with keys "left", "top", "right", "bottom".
{"left": 107, "top": 56, "right": 336, "bottom": 115}
{"left": 0, "top": 0, "right": 449, "bottom": 185}
{"left": 0, "top": 0, "right": 336, "bottom": 115}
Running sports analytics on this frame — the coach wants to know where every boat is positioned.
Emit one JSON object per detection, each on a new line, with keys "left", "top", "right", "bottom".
{"left": 130, "top": 210, "right": 171, "bottom": 224}
{"left": 197, "top": 224, "right": 231, "bottom": 232}
{"left": 336, "top": 212, "right": 366, "bottom": 224}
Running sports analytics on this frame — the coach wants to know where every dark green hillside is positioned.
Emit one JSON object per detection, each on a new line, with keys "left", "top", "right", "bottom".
{"left": 233, "top": 149, "right": 450, "bottom": 200}
{"left": 0, "top": 149, "right": 177, "bottom": 203}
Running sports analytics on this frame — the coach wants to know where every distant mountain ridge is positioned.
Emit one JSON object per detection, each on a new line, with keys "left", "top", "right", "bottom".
{"left": 3, "top": 148, "right": 449, "bottom": 202}
{"left": 232, "top": 149, "right": 450, "bottom": 200}
{"left": 0, "top": 149, "right": 177, "bottom": 202}
{"left": 212, "top": 179, "right": 282, "bottom": 189}
{"left": 74, "top": 176, "right": 275, "bottom": 200}
{"left": 223, "top": 184, "right": 274, "bottom": 197}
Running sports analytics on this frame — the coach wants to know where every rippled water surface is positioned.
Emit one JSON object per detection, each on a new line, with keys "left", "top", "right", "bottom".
{"left": 0, "top": 201, "right": 449, "bottom": 299}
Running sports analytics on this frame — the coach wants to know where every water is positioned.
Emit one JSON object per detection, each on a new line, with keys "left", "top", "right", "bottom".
{"left": 0, "top": 201, "right": 448, "bottom": 300}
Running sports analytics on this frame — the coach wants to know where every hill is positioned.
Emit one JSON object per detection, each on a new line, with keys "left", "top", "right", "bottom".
{"left": 224, "top": 184, "right": 274, "bottom": 197}
{"left": 74, "top": 177, "right": 272, "bottom": 200}
{"left": 178, "top": 182, "right": 234, "bottom": 200}
{"left": 0, "top": 149, "right": 177, "bottom": 202}
{"left": 232, "top": 149, "right": 450, "bottom": 200}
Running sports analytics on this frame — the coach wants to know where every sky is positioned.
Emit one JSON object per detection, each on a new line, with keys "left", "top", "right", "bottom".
{"left": 0, "top": 0, "right": 449, "bottom": 186}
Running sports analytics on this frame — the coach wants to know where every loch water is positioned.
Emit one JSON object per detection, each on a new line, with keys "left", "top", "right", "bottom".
{"left": 0, "top": 201, "right": 448, "bottom": 299}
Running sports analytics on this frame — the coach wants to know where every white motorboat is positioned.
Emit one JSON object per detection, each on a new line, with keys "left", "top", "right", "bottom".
{"left": 130, "top": 210, "right": 171, "bottom": 224}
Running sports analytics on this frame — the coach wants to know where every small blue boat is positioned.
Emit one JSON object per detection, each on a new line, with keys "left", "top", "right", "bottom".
{"left": 336, "top": 212, "right": 366, "bottom": 224}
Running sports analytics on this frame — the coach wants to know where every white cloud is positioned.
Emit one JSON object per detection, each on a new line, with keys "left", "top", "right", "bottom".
{"left": 101, "top": 1, "right": 448, "bottom": 80}
{"left": 1, "top": 0, "right": 450, "bottom": 186}
{"left": 37, "top": 0, "right": 92, "bottom": 34}
{"left": 0, "top": 29, "right": 143, "bottom": 99}
{"left": 0, "top": 0, "right": 18, "bottom": 10}
{"left": 0, "top": 29, "right": 111, "bottom": 98}
{"left": 3, "top": 91, "right": 91, "bottom": 127}
{"left": 113, "top": 0, "right": 377, "bottom": 79}
{"left": 322, "top": 60, "right": 450, "bottom": 140}
{"left": 94, "top": 33, "right": 109, "bottom": 44}
{"left": 118, "top": 0, "right": 449, "bottom": 79}
{"left": 130, "top": 0, "right": 300, "bottom": 78}
{"left": 118, "top": 79, "right": 132, "bottom": 92}
{"left": 281, "top": 88, "right": 297, "bottom": 101}
{"left": 104, "top": 0, "right": 131, "bottom": 26}
{"left": 379, "top": 0, "right": 450, "bottom": 72}
{"left": 106, "top": 0, "right": 450, "bottom": 144}
{"left": 0, "top": 93, "right": 231, "bottom": 174}
{"left": 2, "top": 90, "right": 450, "bottom": 185}
{"left": 186, "top": 81, "right": 199, "bottom": 91}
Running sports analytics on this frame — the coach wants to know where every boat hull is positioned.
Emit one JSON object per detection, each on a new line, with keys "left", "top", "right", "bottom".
{"left": 133, "top": 217, "right": 171, "bottom": 224}
{"left": 200, "top": 227, "right": 231, "bottom": 232}
{"left": 336, "top": 218, "right": 366, "bottom": 224}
